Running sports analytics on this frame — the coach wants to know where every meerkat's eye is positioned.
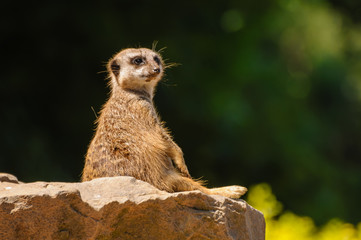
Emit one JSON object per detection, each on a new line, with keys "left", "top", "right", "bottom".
{"left": 153, "top": 56, "right": 161, "bottom": 65}
{"left": 132, "top": 57, "right": 145, "bottom": 65}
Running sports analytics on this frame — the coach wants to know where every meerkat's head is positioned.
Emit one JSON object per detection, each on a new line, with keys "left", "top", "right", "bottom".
{"left": 107, "top": 48, "right": 164, "bottom": 96}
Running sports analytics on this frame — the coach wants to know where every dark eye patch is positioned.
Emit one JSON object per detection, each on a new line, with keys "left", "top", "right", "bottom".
{"left": 153, "top": 56, "right": 161, "bottom": 65}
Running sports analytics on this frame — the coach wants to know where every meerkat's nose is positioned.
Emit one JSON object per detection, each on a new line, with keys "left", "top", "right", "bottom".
{"left": 153, "top": 68, "right": 160, "bottom": 74}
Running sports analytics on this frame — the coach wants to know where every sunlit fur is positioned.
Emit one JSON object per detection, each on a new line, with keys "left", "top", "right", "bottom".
{"left": 82, "top": 48, "right": 247, "bottom": 198}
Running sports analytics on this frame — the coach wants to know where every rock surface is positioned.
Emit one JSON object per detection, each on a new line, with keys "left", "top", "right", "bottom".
{"left": 0, "top": 173, "right": 265, "bottom": 240}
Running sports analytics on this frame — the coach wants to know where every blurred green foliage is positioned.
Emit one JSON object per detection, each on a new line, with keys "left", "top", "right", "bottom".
{"left": 1, "top": 0, "right": 360, "bottom": 225}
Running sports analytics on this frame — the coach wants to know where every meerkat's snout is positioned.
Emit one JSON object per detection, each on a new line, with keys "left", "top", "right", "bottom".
{"left": 147, "top": 64, "right": 161, "bottom": 76}
{"left": 143, "top": 63, "right": 162, "bottom": 82}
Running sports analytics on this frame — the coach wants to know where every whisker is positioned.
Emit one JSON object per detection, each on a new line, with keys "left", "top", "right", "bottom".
{"left": 164, "top": 62, "right": 180, "bottom": 69}
{"left": 152, "top": 41, "right": 159, "bottom": 51}
{"left": 91, "top": 106, "right": 98, "bottom": 119}
{"left": 97, "top": 70, "right": 108, "bottom": 74}
{"left": 157, "top": 46, "right": 167, "bottom": 53}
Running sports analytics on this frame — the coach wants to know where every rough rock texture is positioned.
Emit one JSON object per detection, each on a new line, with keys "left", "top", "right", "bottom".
{"left": 0, "top": 173, "right": 265, "bottom": 240}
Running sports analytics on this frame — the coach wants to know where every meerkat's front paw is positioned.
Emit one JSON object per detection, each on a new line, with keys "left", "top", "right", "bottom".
{"left": 209, "top": 185, "right": 248, "bottom": 199}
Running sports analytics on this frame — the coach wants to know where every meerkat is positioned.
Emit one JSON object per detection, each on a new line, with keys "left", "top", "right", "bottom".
{"left": 81, "top": 47, "right": 247, "bottom": 198}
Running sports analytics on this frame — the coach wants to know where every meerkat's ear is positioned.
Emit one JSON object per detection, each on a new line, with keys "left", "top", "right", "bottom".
{"left": 108, "top": 59, "right": 120, "bottom": 78}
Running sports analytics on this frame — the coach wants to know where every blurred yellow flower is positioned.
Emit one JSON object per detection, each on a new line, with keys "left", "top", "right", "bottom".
{"left": 246, "top": 183, "right": 283, "bottom": 220}
{"left": 247, "top": 184, "right": 361, "bottom": 240}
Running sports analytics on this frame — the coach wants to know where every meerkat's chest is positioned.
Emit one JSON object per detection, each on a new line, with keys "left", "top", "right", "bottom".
{"left": 101, "top": 99, "right": 162, "bottom": 137}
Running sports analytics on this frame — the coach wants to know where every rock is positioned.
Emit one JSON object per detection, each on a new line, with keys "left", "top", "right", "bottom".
{"left": 0, "top": 173, "right": 19, "bottom": 184}
{"left": 0, "top": 175, "right": 265, "bottom": 240}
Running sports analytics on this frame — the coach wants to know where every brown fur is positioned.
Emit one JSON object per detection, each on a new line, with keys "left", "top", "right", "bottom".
{"left": 82, "top": 48, "right": 247, "bottom": 198}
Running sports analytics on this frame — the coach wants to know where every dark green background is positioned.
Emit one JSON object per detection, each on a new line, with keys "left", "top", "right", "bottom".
{"left": 1, "top": 0, "right": 360, "bottom": 225}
